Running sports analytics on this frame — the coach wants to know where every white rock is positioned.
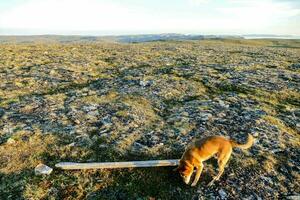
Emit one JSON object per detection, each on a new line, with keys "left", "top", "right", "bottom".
{"left": 253, "top": 132, "right": 259, "bottom": 137}
{"left": 140, "top": 80, "right": 151, "bottom": 87}
{"left": 35, "top": 164, "right": 53, "bottom": 175}
{"left": 67, "top": 142, "right": 76, "bottom": 147}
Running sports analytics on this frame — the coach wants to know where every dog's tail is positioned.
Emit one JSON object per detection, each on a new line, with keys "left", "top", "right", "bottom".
{"left": 230, "top": 134, "right": 254, "bottom": 150}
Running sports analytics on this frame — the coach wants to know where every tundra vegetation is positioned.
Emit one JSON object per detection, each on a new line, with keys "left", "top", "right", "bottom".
{"left": 0, "top": 38, "right": 299, "bottom": 199}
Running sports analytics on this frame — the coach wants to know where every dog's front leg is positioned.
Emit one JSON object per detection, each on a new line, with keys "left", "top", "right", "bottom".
{"left": 191, "top": 162, "right": 203, "bottom": 187}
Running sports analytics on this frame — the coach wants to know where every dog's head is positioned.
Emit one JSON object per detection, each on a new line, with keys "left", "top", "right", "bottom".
{"left": 174, "top": 160, "right": 194, "bottom": 184}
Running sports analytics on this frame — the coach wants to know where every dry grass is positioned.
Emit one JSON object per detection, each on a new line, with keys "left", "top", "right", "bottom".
{"left": 81, "top": 91, "right": 118, "bottom": 105}
{"left": 0, "top": 132, "right": 56, "bottom": 174}
{"left": 263, "top": 115, "right": 297, "bottom": 135}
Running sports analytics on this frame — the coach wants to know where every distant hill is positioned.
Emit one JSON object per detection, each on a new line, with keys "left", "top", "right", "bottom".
{"left": 105, "top": 33, "right": 208, "bottom": 43}
{"left": 2, "top": 33, "right": 299, "bottom": 44}
{"left": 0, "top": 35, "right": 101, "bottom": 44}
{"left": 0, "top": 34, "right": 243, "bottom": 43}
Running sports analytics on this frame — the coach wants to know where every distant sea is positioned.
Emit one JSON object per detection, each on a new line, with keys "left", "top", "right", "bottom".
{"left": 244, "top": 36, "right": 300, "bottom": 39}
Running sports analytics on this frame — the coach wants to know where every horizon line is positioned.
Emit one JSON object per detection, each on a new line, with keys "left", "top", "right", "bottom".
{"left": 0, "top": 33, "right": 299, "bottom": 37}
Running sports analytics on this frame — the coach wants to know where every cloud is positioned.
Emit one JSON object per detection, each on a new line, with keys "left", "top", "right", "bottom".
{"left": 217, "top": 0, "right": 300, "bottom": 29}
{"left": 0, "top": 0, "right": 216, "bottom": 33}
{"left": 188, "top": 0, "right": 210, "bottom": 6}
{"left": 0, "top": 0, "right": 160, "bottom": 32}
{"left": 0, "top": 0, "right": 299, "bottom": 35}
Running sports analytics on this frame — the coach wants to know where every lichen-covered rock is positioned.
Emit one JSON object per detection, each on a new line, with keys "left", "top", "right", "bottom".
{"left": 34, "top": 164, "right": 53, "bottom": 175}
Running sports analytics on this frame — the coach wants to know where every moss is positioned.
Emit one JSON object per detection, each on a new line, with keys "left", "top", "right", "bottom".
{"left": 0, "top": 133, "right": 56, "bottom": 174}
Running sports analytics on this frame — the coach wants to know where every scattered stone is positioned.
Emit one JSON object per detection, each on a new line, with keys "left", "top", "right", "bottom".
{"left": 0, "top": 108, "right": 5, "bottom": 118}
{"left": 261, "top": 176, "right": 274, "bottom": 185}
{"left": 289, "top": 63, "right": 300, "bottom": 70}
{"left": 101, "top": 116, "right": 112, "bottom": 126}
{"left": 34, "top": 164, "right": 53, "bottom": 175}
{"left": 83, "top": 104, "right": 98, "bottom": 112}
{"left": 286, "top": 195, "right": 300, "bottom": 200}
{"left": 218, "top": 189, "right": 227, "bottom": 199}
{"left": 198, "top": 113, "right": 212, "bottom": 121}
{"left": 67, "top": 142, "right": 76, "bottom": 147}
{"left": 133, "top": 142, "right": 147, "bottom": 149}
{"left": 99, "top": 144, "right": 107, "bottom": 148}
{"left": 253, "top": 132, "right": 259, "bottom": 137}
{"left": 87, "top": 110, "right": 99, "bottom": 116}
{"left": 139, "top": 80, "right": 151, "bottom": 87}
{"left": 218, "top": 100, "right": 229, "bottom": 108}
{"left": 217, "top": 112, "right": 226, "bottom": 118}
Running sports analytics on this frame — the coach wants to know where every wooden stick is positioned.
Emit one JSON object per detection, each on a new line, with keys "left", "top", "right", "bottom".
{"left": 55, "top": 159, "right": 179, "bottom": 170}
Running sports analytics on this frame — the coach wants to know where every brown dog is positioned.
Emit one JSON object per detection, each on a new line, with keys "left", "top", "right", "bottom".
{"left": 175, "top": 134, "right": 254, "bottom": 186}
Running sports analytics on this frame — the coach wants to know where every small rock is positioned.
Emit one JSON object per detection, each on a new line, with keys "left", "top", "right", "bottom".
{"left": 50, "top": 69, "right": 56, "bottom": 75}
{"left": 296, "top": 123, "right": 300, "bottom": 131}
{"left": 150, "top": 135, "right": 160, "bottom": 143}
{"left": 219, "top": 100, "right": 229, "bottom": 108}
{"left": 253, "top": 132, "right": 259, "bottom": 137}
{"left": 289, "top": 63, "right": 300, "bottom": 70}
{"left": 217, "top": 112, "right": 226, "bottom": 118}
{"left": 48, "top": 187, "right": 58, "bottom": 196}
{"left": 140, "top": 80, "right": 152, "bottom": 87}
{"left": 67, "top": 142, "right": 76, "bottom": 147}
{"left": 218, "top": 189, "right": 227, "bottom": 199}
{"left": 99, "top": 144, "right": 107, "bottom": 148}
{"left": 199, "top": 113, "right": 212, "bottom": 121}
{"left": 256, "top": 196, "right": 263, "bottom": 200}
{"left": 271, "top": 149, "right": 283, "bottom": 154}
{"left": 83, "top": 104, "right": 98, "bottom": 112}
{"left": 35, "top": 164, "right": 53, "bottom": 175}
{"left": 101, "top": 116, "right": 112, "bottom": 126}
{"left": 182, "top": 111, "right": 189, "bottom": 117}
{"left": 87, "top": 110, "right": 99, "bottom": 116}
{"left": 133, "top": 142, "right": 146, "bottom": 149}
{"left": 287, "top": 195, "right": 300, "bottom": 200}
{"left": 0, "top": 108, "right": 5, "bottom": 118}
{"left": 6, "top": 138, "right": 16, "bottom": 144}
{"left": 261, "top": 176, "right": 273, "bottom": 185}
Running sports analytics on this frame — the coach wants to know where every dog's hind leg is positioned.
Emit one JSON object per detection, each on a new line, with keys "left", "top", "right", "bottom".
{"left": 191, "top": 162, "right": 203, "bottom": 187}
{"left": 208, "top": 148, "right": 232, "bottom": 186}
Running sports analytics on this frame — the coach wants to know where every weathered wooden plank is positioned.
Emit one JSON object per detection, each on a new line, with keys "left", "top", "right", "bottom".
{"left": 55, "top": 159, "right": 179, "bottom": 170}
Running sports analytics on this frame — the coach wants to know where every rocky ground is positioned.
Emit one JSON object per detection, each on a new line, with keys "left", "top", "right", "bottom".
{"left": 0, "top": 39, "right": 299, "bottom": 199}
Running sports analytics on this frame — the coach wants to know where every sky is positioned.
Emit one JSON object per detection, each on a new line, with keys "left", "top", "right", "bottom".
{"left": 0, "top": 0, "right": 299, "bottom": 35}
